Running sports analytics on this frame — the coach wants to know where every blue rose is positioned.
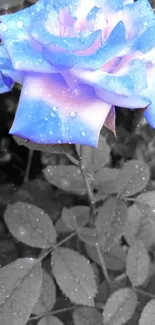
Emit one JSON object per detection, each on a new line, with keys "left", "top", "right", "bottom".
{"left": 0, "top": 0, "right": 155, "bottom": 146}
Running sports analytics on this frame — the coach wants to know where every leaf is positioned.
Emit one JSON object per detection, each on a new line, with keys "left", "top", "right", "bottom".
{"left": 62, "top": 206, "right": 89, "bottom": 230}
{"left": 95, "top": 280, "right": 110, "bottom": 304}
{"left": 96, "top": 278, "right": 127, "bottom": 306}
{"left": 91, "top": 263, "right": 100, "bottom": 285}
{"left": 32, "top": 270, "right": 56, "bottom": 315}
{"left": 116, "top": 160, "right": 150, "bottom": 197}
{"left": 95, "top": 197, "right": 127, "bottom": 250}
{"left": 77, "top": 228, "right": 101, "bottom": 246}
{"left": 13, "top": 179, "right": 63, "bottom": 222}
{"left": 4, "top": 202, "right": 57, "bottom": 248}
{"left": 135, "top": 191, "right": 155, "bottom": 225}
{"left": 38, "top": 315, "right": 65, "bottom": 325}
{"left": 43, "top": 165, "right": 87, "bottom": 195}
{"left": 91, "top": 135, "right": 110, "bottom": 171}
{"left": 126, "top": 240, "right": 150, "bottom": 287}
{"left": 73, "top": 306, "right": 103, "bottom": 325}
{"left": 135, "top": 191, "right": 155, "bottom": 211}
{"left": 104, "top": 245, "right": 126, "bottom": 271}
{"left": 55, "top": 217, "right": 70, "bottom": 233}
{"left": 0, "top": 183, "right": 16, "bottom": 206}
{"left": 14, "top": 136, "right": 76, "bottom": 163}
{"left": 85, "top": 244, "right": 126, "bottom": 271}
{"left": 15, "top": 135, "right": 79, "bottom": 165}
{"left": 84, "top": 243, "right": 102, "bottom": 265}
{"left": 76, "top": 135, "right": 110, "bottom": 172}
{"left": 145, "top": 273, "right": 155, "bottom": 303}
{"left": 94, "top": 167, "right": 119, "bottom": 195}
{"left": 124, "top": 204, "right": 143, "bottom": 246}
{"left": 56, "top": 206, "right": 90, "bottom": 234}
{"left": 125, "top": 191, "right": 155, "bottom": 248}
{"left": 104, "top": 105, "right": 116, "bottom": 134}
{"left": 0, "top": 258, "right": 42, "bottom": 325}
{"left": 103, "top": 288, "right": 137, "bottom": 325}
{"left": 125, "top": 312, "right": 139, "bottom": 325}
{"left": 41, "top": 150, "right": 78, "bottom": 166}
{"left": 51, "top": 247, "right": 97, "bottom": 306}
{"left": 139, "top": 299, "right": 155, "bottom": 325}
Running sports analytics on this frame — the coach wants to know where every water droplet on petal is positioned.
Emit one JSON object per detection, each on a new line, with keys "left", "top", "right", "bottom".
{"left": 1, "top": 25, "right": 7, "bottom": 31}
{"left": 81, "top": 131, "right": 85, "bottom": 136}
{"left": 17, "top": 21, "right": 23, "bottom": 28}
{"left": 70, "top": 111, "right": 77, "bottom": 118}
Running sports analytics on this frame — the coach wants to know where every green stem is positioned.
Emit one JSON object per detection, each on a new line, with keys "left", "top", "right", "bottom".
{"left": 115, "top": 275, "right": 155, "bottom": 299}
{"left": 79, "top": 145, "right": 96, "bottom": 225}
{"left": 24, "top": 149, "right": 33, "bottom": 183}
{"left": 135, "top": 288, "right": 155, "bottom": 300}
{"left": 29, "top": 306, "right": 75, "bottom": 321}
{"left": 56, "top": 231, "right": 77, "bottom": 247}
{"left": 37, "top": 231, "right": 77, "bottom": 264}
{"left": 79, "top": 145, "right": 110, "bottom": 283}
{"left": 115, "top": 273, "right": 127, "bottom": 282}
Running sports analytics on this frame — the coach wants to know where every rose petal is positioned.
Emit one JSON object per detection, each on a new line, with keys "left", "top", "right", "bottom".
{"left": 42, "top": 30, "right": 101, "bottom": 52}
{"left": 123, "top": 0, "right": 155, "bottom": 38}
{"left": 0, "top": 45, "right": 24, "bottom": 88}
{"left": 143, "top": 66, "right": 155, "bottom": 127}
{"left": 0, "top": 5, "right": 55, "bottom": 73}
{"left": 0, "top": 45, "right": 12, "bottom": 70}
{"left": 104, "top": 0, "right": 155, "bottom": 40}
{"left": 144, "top": 103, "right": 155, "bottom": 128}
{"left": 30, "top": 1, "right": 100, "bottom": 49}
{"left": 100, "top": 0, "right": 123, "bottom": 12}
{"left": 43, "top": 21, "right": 126, "bottom": 70}
{"left": 1, "top": 37, "right": 54, "bottom": 73}
{"left": 43, "top": 49, "right": 77, "bottom": 69}
{"left": 9, "top": 73, "right": 111, "bottom": 147}
{"left": 123, "top": 0, "right": 133, "bottom": 3}
{"left": 53, "top": 0, "right": 97, "bottom": 16}
{"left": 132, "top": 25, "right": 155, "bottom": 53}
{"left": 95, "top": 88, "right": 150, "bottom": 108}
{"left": 30, "top": 7, "right": 60, "bottom": 45}
{"left": 77, "top": 21, "right": 126, "bottom": 69}
{"left": 71, "top": 59, "right": 147, "bottom": 96}
{"left": 0, "top": 73, "right": 14, "bottom": 93}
